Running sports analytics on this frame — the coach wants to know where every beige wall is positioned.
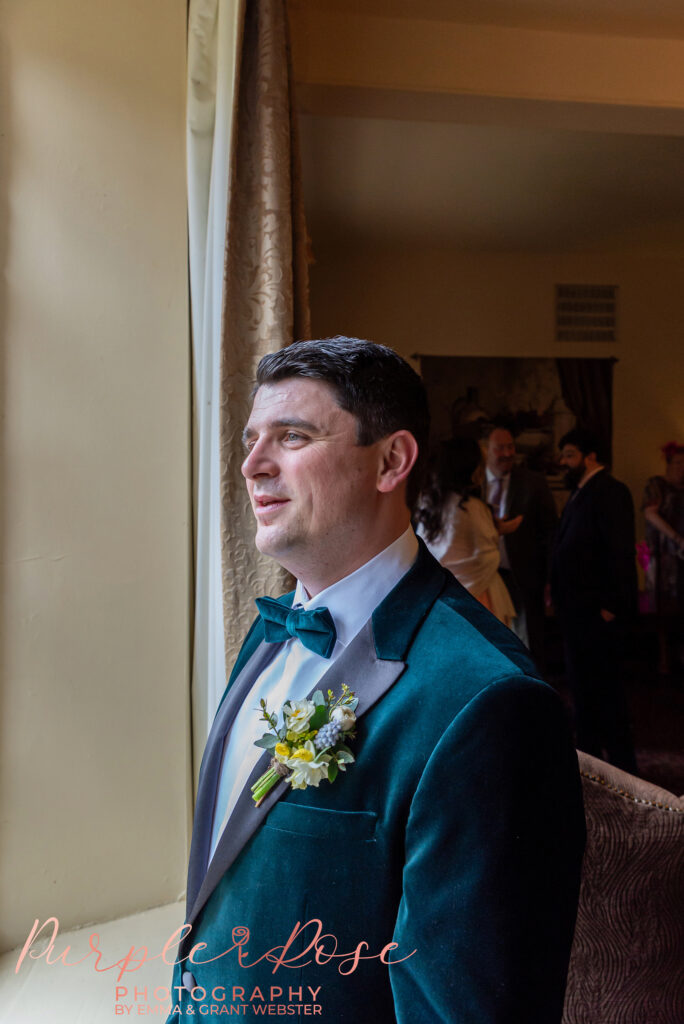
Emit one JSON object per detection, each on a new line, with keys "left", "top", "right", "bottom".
{"left": 293, "top": 1, "right": 684, "bottom": 529}
{"left": 290, "top": 2, "right": 684, "bottom": 131}
{"left": 0, "top": 1, "right": 191, "bottom": 951}
{"left": 309, "top": 243, "right": 684, "bottom": 528}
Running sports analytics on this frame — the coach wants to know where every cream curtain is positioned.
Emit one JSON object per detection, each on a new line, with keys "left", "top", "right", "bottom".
{"left": 187, "top": 0, "right": 310, "bottom": 767}
{"left": 187, "top": 0, "right": 244, "bottom": 780}
{"left": 219, "top": 0, "right": 310, "bottom": 697}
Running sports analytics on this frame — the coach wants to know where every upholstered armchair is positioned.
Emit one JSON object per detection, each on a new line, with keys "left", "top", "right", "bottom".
{"left": 563, "top": 752, "right": 684, "bottom": 1023}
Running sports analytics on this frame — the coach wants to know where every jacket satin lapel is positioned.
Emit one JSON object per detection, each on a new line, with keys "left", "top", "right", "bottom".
{"left": 185, "top": 617, "right": 406, "bottom": 935}
{"left": 185, "top": 636, "right": 277, "bottom": 915}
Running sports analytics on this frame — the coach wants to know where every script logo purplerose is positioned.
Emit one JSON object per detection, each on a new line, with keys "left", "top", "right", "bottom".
{"left": 16, "top": 917, "right": 416, "bottom": 982}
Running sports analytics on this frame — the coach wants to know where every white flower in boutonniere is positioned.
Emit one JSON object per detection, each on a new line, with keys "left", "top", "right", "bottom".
{"left": 251, "top": 684, "right": 358, "bottom": 806}
{"left": 282, "top": 698, "right": 316, "bottom": 736}
{"left": 286, "top": 741, "right": 331, "bottom": 790}
{"left": 331, "top": 705, "right": 356, "bottom": 731}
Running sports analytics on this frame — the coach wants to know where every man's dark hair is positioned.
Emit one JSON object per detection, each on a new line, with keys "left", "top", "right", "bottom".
{"left": 481, "top": 419, "right": 516, "bottom": 441}
{"left": 559, "top": 427, "right": 604, "bottom": 462}
{"left": 255, "top": 337, "right": 430, "bottom": 507}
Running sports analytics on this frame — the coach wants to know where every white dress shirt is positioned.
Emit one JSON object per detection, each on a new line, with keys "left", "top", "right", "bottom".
{"left": 486, "top": 467, "right": 511, "bottom": 569}
{"left": 208, "top": 526, "right": 419, "bottom": 861}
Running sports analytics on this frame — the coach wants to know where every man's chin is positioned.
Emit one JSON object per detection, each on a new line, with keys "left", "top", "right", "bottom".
{"left": 254, "top": 532, "right": 279, "bottom": 559}
{"left": 254, "top": 526, "right": 292, "bottom": 562}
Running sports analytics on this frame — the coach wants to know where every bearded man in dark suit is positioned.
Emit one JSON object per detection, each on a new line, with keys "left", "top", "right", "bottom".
{"left": 167, "top": 338, "right": 585, "bottom": 1023}
{"left": 552, "top": 427, "right": 638, "bottom": 774}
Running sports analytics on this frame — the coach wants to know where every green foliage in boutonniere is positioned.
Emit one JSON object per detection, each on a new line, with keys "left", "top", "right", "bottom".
{"left": 251, "top": 685, "right": 358, "bottom": 806}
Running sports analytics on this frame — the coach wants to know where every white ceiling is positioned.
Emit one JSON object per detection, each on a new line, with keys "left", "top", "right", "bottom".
{"left": 300, "top": 0, "right": 684, "bottom": 39}
{"left": 300, "top": 116, "right": 684, "bottom": 252}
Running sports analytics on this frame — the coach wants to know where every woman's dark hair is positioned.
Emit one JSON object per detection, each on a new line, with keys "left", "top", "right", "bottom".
{"left": 414, "top": 437, "right": 483, "bottom": 542}
{"left": 255, "top": 337, "right": 430, "bottom": 507}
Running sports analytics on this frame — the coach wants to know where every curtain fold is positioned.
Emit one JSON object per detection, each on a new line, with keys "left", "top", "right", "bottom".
{"left": 188, "top": 0, "right": 310, "bottom": 766}
{"left": 218, "top": 0, "right": 310, "bottom": 698}
{"left": 556, "top": 358, "right": 616, "bottom": 464}
{"left": 187, "top": 0, "right": 245, "bottom": 781}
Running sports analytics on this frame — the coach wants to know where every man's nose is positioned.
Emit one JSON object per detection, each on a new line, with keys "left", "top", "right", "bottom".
{"left": 241, "top": 440, "right": 277, "bottom": 479}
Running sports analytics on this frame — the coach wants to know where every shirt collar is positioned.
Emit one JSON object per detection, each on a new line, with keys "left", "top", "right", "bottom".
{"left": 486, "top": 467, "right": 510, "bottom": 483}
{"left": 578, "top": 465, "right": 605, "bottom": 489}
{"left": 293, "top": 526, "right": 419, "bottom": 647}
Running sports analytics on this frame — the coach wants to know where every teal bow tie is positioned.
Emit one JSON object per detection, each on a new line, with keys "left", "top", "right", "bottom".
{"left": 255, "top": 596, "right": 337, "bottom": 659}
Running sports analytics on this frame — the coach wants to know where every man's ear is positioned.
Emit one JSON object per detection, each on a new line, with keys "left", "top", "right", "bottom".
{"left": 376, "top": 431, "right": 419, "bottom": 494}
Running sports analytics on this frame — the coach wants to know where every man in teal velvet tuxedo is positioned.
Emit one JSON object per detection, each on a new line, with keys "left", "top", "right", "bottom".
{"left": 167, "top": 338, "right": 585, "bottom": 1023}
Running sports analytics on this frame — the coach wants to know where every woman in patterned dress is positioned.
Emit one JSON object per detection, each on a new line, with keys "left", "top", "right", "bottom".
{"left": 642, "top": 442, "right": 684, "bottom": 672}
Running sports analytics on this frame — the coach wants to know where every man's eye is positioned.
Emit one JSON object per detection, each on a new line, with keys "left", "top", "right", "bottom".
{"left": 285, "top": 432, "right": 303, "bottom": 442}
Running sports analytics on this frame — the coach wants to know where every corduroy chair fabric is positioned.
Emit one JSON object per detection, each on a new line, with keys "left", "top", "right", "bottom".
{"left": 563, "top": 751, "right": 684, "bottom": 1024}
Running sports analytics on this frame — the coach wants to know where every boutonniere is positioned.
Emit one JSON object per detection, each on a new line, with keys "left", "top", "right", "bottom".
{"left": 251, "top": 685, "right": 358, "bottom": 806}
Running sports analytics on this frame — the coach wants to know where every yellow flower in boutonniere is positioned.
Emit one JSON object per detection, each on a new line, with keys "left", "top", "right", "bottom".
{"left": 290, "top": 746, "right": 315, "bottom": 762}
{"left": 274, "top": 742, "right": 291, "bottom": 761}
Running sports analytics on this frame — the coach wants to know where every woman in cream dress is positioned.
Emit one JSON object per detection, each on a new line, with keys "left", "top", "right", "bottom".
{"left": 415, "top": 438, "right": 520, "bottom": 626}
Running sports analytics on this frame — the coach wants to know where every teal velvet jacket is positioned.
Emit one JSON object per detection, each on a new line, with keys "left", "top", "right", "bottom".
{"left": 167, "top": 542, "right": 585, "bottom": 1022}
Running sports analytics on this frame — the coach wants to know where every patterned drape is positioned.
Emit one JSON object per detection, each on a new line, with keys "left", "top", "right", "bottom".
{"left": 220, "top": 0, "right": 310, "bottom": 673}
{"left": 556, "top": 357, "right": 616, "bottom": 465}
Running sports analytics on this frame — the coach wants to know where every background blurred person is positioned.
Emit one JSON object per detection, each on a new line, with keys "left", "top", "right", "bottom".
{"left": 642, "top": 441, "right": 684, "bottom": 674}
{"left": 483, "top": 422, "right": 558, "bottom": 671}
{"left": 552, "top": 428, "right": 638, "bottom": 773}
{"left": 415, "top": 437, "right": 519, "bottom": 626}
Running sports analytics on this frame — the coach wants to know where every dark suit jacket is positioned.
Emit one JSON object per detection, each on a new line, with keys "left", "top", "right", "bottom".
{"left": 551, "top": 468, "right": 638, "bottom": 621}
{"left": 501, "top": 465, "right": 558, "bottom": 595}
{"left": 168, "top": 542, "right": 585, "bottom": 1023}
